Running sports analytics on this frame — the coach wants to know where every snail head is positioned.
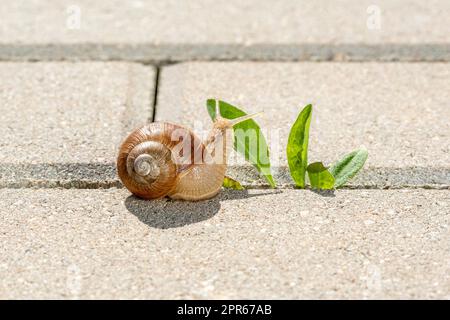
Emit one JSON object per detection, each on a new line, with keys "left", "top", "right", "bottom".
{"left": 207, "top": 100, "right": 262, "bottom": 144}
{"left": 203, "top": 100, "right": 262, "bottom": 165}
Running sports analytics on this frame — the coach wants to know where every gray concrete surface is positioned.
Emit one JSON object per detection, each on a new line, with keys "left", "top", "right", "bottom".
{"left": 3, "top": 164, "right": 448, "bottom": 190}
{"left": 157, "top": 62, "right": 450, "bottom": 187}
{"left": 0, "top": 0, "right": 448, "bottom": 302}
{"left": 1, "top": 0, "right": 449, "bottom": 61}
{"left": 0, "top": 188, "right": 448, "bottom": 299}
{"left": 0, "top": 62, "right": 154, "bottom": 186}
{"left": 226, "top": 166, "right": 450, "bottom": 189}
{"left": 0, "top": 163, "right": 118, "bottom": 189}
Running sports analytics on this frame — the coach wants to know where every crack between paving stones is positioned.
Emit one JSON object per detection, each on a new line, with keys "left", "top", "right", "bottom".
{"left": 150, "top": 66, "right": 160, "bottom": 122}
{"left": 0, "top": 164, "right": 448, "bottom": 190}
{"left": 1, "top": 43, "right": 450, "bottom": 63}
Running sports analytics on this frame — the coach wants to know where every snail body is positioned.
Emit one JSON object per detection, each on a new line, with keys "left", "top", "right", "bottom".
{"left": 117, "top": 102, "right": 258, "bottom": 201}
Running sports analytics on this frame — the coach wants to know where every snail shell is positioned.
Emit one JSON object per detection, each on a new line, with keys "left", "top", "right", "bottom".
{"left": 117, "top": 121, "right": 228, "bottom": 201}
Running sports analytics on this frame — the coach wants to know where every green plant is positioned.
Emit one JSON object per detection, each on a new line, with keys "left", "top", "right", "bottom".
{"left": 329, "top": 148, "right": 368, "bottom": 188}
{"left": 307, "top": 162, "right": 335, "bottom": 190}
{"left": 206, "top": 99, "right": 275, "bottom": 189}
{"left": 207, "top": 101, "right": 367, "bottom": 190}
{"left": 287, "top": 104, "right": 368, "bottom": 189}
{"left": 222, "top": 176, "right": 244, "bottom": 190}
{"left": 286, "top": 104, "right": 312, "bottom": 188}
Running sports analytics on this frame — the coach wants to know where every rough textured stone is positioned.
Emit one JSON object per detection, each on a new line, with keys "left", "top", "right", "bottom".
{"left": 226, "top": 166, "right": 450, "bottom": 189}
{"left": 156, "top": 62, "right": 450, "bottom": 187}
{"left": 0, "top": 62, "right": 154, "bottom": 185}
{"left": 0, "top": 0, "right": 449, "bottom": 61}
{"left": 0, "top": 188, "right": 448, "bottom": 299}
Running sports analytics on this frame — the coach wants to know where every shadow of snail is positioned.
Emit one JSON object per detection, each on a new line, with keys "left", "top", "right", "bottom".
{"left": 119, "top": 100, "right": 281, "bottom": 228}
{"left": 124, "top": 189, "right": 281, "bottom": 229}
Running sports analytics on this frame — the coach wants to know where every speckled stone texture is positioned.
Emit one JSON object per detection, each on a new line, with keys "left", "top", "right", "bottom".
{"left": 0, "top": 1, "right": 449, "bottom": 301}
{"left": 0, "top": 189, "right": 448, "bottom": 299}
{"left": 0, "top": 0, "right": 449, "bottom": 61}
{"left": 0, "top": 62, "right": 154, "bottom": 187}
{"left": 0, "top": 62, "right": 154, "bottom": 164}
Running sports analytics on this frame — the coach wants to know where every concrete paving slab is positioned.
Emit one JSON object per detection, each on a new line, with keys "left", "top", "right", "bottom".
{"left": 0, "top": 0, "right": 449, "bottom": 61}
{"left": 0, "top": 188, "right": 448, "bottom": 299}
{"left": 0, "top": 62, "right": 154, "bottom": 187}
{"left": 156, "top": 62, "right": 450, "bottom": 188}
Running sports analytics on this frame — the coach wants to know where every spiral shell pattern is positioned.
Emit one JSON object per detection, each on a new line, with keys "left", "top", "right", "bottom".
{"left": 117, "top": 122, "right": 204, "bottom": 199}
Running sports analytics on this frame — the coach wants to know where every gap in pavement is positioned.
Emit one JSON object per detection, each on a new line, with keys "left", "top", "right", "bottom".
{"left": 150, "top": 66, "right": 160, "bottom": 122}
{"left": 0, "top": 163, "right": 448, "bottom": 190}
{"left": 1, "top": 43, "right": 450, "bottom": 63}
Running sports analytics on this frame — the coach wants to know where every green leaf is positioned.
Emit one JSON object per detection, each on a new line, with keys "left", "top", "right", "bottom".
{"left": 207, "top": 99, "right": 276, "bottom": 188}
{"left": 286, "top": 104, "right": 312, "bottom": 188}
{"left": 329, "top": 148, "right": 368, "bottom": 188}
{"left": 307, "top": 162, "right": 335, "bottom": 190}
{"left": 222, "top": 176, "right": 244, "bottom": 190}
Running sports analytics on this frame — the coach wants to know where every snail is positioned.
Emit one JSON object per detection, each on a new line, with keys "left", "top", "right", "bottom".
{"left": 117, "top": 100, "right": 259, "bottom": 201}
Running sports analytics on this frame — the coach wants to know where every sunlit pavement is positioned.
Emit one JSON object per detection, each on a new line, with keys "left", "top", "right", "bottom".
{"left": 0, "top": 1, "right": 449, "bottom": 299}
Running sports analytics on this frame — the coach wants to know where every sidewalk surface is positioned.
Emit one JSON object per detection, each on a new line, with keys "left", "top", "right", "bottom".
{"left": 1, "top": 189, "right": 449, "bottom": 299}
{"left": 1, "top": 0, "right": 450, "bottom": 61}
{"left": 0, "top": 1, "right": 449, "bottom": 299}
